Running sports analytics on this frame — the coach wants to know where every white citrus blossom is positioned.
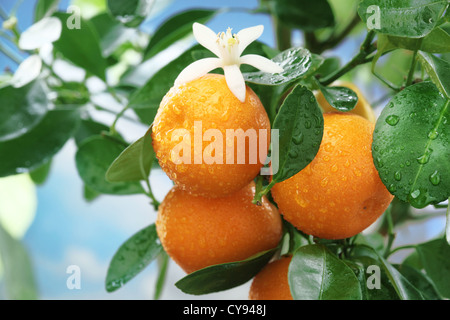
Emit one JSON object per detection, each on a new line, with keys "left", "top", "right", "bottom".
{"left": 11, "top": 17, "right": 62, "bottom": 88}
{"left": 174, "top": 23, "right": 283, "bottom": 102}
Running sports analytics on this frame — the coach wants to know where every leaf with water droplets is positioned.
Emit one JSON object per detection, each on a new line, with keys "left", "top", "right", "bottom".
{"left": 418, "top": 52, "right": 450, "bottom": 99}
{"left": 106, "top": 224, "right": 162, "bottom": 293}
{"left": 317, "top": 83, "right": 358, "bottom": 112}
{"left": 271, "top": 85, "right": 324, "bottom": 183}
{"left": 358, "top": 0, "right": 449, "bottom": 38}
{"left": 372, "top": 82, "right": 450, "bottom": 208}
{"left": 243, "top": 47, "right": 319, "bottom": 86}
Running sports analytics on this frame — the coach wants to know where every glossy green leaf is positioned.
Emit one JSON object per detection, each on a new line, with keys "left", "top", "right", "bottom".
{"left": 0, "top": 223, "right": 38, "bottom": 299}
{"left": 288, "top": 245, "right": 362, "bottom": 300}
{"left": 34, "top": 0, "right": 60, "bottom": 21}
{"left": 128, "top": 44, "right": 209, "bottom": 124}
{"left": 395, "top": 264, "right": 441, "bottom": 300}
{"left": 175, "top": 249, "right": 276, "bottom": 295}
{"left": 106, "top": 224, "right": 162, "bottom": 292}
{"left": 0, "top": 81, "right": 48, "bottom": 142}
{"left": 272, "top": 85, "right": 324, "bottom": 183}
{"left": 315, "top": 56, "right": 341, "bottom": 79}
{"left": 358, "top": 0, "right": 449, "bottom": 38}
{"left": 53, "top": 12, "right": 107, "bottom": 81}
{"left": 317, "top": 83, "right": 358, "bottom": 112}
{"left": 106, "top": 127, "right": 155, "bottom": 182}
{"left": 107, "top": 0, "right": 153, "bottom": 28}
{"left": 347, "top": 256, "right": 400, "bottom": 300}
{"left": 143, "top": 9, "right": 217, "bottom": 60}
{"left": 416, "top": 238, "right": 450, "bottom": 298}
{"left": 90, "top": 12, "right": 132, "bottom": 57}
{"left": 418, "top": 52, "right": 450, "bottom": 98}
{"left": 29, "top": 160, "right": 52, "bottom": 185}
{"left": 73, "top": 119, "right": 110, "bottom": 147}
{"left": 243, "top": 47, "right": 317, "bottom": 86}
{"left": 83, "top": 184, "right": 101, "bottom": 202}
{"left": 75, "top": 136, "right": 145, "bottom": 195}
{"left": 372, "top": 82, "right": 450, "bottom": 208}
{"left": 378, "top": 256, "right": 426, "bottom": 300}
{"left": 0, "top": 109, "right": 80, "bottom": 177}
{"left": 269, "top": 0, "right": 335, "bottom": 31}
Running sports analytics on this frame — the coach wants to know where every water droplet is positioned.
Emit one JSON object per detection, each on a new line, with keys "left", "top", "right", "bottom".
{"left": 289, "top": 150, "right": 299, "bottom": 158}
{"left": 394, "top": 171, "right": 402, "bottom": 181}
{"left": 331, "top": 164, "right": 338, "bottom": 172}
{"left": 429, "top": 170, "right": 440, "bottom": 186}
{"left": 305, "top": 120, "right": 311, "bottom": 129}
{"left": 410, "top": 189, "right": 420, "bottom": 199}
{"left": 428, "top": 129, "right": 439, "bottom": 140}
{"left": 386, "top": 115, "right": 400, "bottom": 126}
{"left": 293, "top": 133, "right": 303, "bottom": 145}
{"left": 388, "top": 184, "right": 397, "bottom": 192}
{"left": 417, "top": 149, "right": 432, "bottom": 164}
{"left": 406, "top": 160, "right": 411, "bottom": 166}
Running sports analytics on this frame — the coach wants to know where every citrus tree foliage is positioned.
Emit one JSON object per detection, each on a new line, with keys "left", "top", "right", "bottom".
{"left": 0, "top": 0, "right": 449, "bottom": 300}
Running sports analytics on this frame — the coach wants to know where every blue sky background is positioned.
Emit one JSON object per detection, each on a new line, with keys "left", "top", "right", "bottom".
{"left": 0, "top": 0, "right": 447, "bottom": 300}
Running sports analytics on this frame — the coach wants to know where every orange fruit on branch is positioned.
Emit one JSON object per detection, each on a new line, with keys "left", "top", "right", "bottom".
{"left": 155, "top": 182, "right": 282, "bottom": 274}
{"left": 271, "top": 113, "right": 393, "bottom": 240}
{"left": 249, "top": 256, "right": 293, "bottom": 300}
{"left": 152, "top": 74, "right": 271, "bottom": 198}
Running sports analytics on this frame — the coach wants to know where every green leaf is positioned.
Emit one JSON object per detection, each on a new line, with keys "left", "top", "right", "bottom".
{"left": 0, "top": 223, "right": 38, "bottom": 299}
{"left": 269, "top": 0, "right": 335, "bottom": 31}
{"left": 143, "top": 9, "right": 217, "bottom": 60}
{"left": 75, "top": 136, "right": 145, "bottom": 195}
{"left": 378, "top": 256, "right": 426, "bottom": 300}
{"left": 105, "top": 224, "right": 162, "bottom": 292}
{"left": 271, "top": 85, "right": 324, "bottom": 183}
{"left": 358, "top": 0, "right": 449, "bottom": 38}
{"left": 83, "top": 184, "right": 101, "bottom": 202}
{"left": 395, "top": 264, "right": 441, "bottom": 300}
{"left": 73, "top": 119, "right": 110, "bottom": 147}
{"left": 288, "top": 244, "right": 362, "bottom": 300}
{"left": 51, "top": 81, "right": 90, "bottom": 106}
{"left": 372, "top": 82, "right": 450, "bottom": 208}
{"left": 128, "top": 44, "right": 209, "bottom": 124}
{"left": 90, "top": 12, "right": 132, "bottom": 57}
{"left": 154, "top": 250, "right": 169, "bottom": 300}
{"left": 315, "top": 56, "right": 341, "bottom": 79}
{"left": 376, "top": 28, "right": 450, "bottom": 56}
{"left": 418, "top": 51, "right": 450, "bottom": 98}
{"left": 415, "top": 238, "right": 450, "bottom": 298}
{"left": 107, "top": 0, "right": 153, "bottom": 28}
{"left": 0, "top": 81, "right": 48, "bottom": 142}
{"left": 0, "top": 109, "right": 80, "bottom": 177}
{"left": 29, "top": 160, "right": 52, "bottom": 185}
{"left": 243, "top": 47, "right": 317, "bottom": 86}
{"left": 53, "top": 12, "right": 107, "bottom": 81}
{"left": 34, "top": 0, "right": 60, "bottom": 21}
{"left": 175, "top": 249, "right": 276, "bottom": 295}
{"left": 347, "top": 256, "right": 400, "bottom": 300}
{"left": 317, "top": 83, "right": 358, "bottom": 112}
{"left": 105, "top": 127, "right": 155, "bottom": 182}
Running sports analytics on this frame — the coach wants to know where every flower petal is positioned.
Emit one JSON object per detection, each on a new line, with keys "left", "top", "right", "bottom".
{"left": 223, "top": 64, "right": 246, "bottom": 103}
{"left": 237, "top": 25, "right": 264, "bottom": 56}
{"left": 240, "top": 54, "right": 284, "bottom": 74}
{"left": 11, "top": 55, "right": 42, "bottom": 88}
{"left": 192, "top": 22, "right": 221, "bottom": 58}
{"left": 19, "top": 17, "right": 62, "bottom": 50}
{"left": 174, "top": 57, "right": 222, "bottom": 86}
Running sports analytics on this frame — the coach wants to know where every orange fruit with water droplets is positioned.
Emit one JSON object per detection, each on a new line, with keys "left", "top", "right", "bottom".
{"left": 271, "top": 113, "right": 393, "bottom": 240}
{"left": 151, "top": 74, "right": 271, "bottom": 198}
{"left": 155, "top": 182, "right": 282, "bottom": 274}
{"left": 315, "top": 81, "right": 377, "bottom": 123}
{"left": 249, "top": 256, "right": 293, "bottom": 300}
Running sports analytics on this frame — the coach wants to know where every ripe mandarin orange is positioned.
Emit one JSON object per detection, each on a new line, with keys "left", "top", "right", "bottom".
{"left": 271, "top": 113, "right": 393, "bottom": 240}
{"left": 315, "top": 81, "right": 377, "bottom": 123}
{"left": 152, "top": 74, "right": 271, "bottom": 198}
{"left": 155, "top": 182, "right": 282, "bottom": 274}
{"left": 249, "top": 256, "right": 293, "bottom": 300}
